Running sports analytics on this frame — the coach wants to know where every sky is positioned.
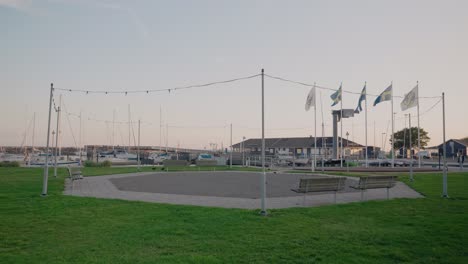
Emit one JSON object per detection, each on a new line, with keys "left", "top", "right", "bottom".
{"left": 1, "top": 0, "right": 467, "bottom": 150}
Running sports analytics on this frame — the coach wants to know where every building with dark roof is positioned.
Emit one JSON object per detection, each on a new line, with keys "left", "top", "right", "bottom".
{"left": 233, "top": 136, "right": 370, "bottom": 158}
{"left": 428, "top": 138, "right": 468, "bottom": 157}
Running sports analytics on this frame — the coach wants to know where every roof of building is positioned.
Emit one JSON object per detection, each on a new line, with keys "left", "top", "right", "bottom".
{"left": 453, "top": 138, "right": 468, "bottom": 147}
{"left": 427, "top": 138, "right": 468, "bottom": 149}
{"left": 233, "top": 136, "right": 364, "bottom": 149}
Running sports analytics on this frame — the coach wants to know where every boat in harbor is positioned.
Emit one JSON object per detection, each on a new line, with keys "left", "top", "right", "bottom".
{"left": 148, "top": 152, "right": 171, "bottom": 164}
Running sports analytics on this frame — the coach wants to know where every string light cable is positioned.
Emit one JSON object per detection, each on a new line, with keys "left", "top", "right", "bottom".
{"left": 264, "top": 74, "right": 442, "bottom": 100}
{"left": 52, "top": 74, "right": 261, "bottom": 95}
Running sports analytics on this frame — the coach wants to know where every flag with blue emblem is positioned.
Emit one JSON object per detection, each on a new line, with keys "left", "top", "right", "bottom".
{"left": 354, "top": 84, "right": 366, "bottom": 114}
{"left": 373, "top": 84, "right": 392, "bottom": 106}
{"left": 330, "top": 85, "right": 342, "bottom": 107}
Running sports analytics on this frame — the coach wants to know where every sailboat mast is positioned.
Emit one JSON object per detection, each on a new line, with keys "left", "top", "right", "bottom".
{"left": 79, "top": 110, "right": 82, "bottom": 163}
{"left": 32, "top": 112, "right": 35, "bottom": 153}
{"left": 112, "top": 109, "right": 115, "bottom": 152}
{"left": 128, "top": 105, "right": 131, "bottom": 152}
{"left": 166, "top": 123, "right": 168, "bottom": 152}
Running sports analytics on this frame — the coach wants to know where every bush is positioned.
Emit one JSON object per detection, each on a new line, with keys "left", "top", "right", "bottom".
{"left": 0, "top": 161, "right": 20, "bottom": 167}
{"left": 101, "top": 160, "right": 112, "bottom": 167}
{"left": 84, "top": 160, "right": 97, "bottom": 167}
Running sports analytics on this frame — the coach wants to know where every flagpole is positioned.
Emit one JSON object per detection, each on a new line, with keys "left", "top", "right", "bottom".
{"left": 365, "top": 82, "right": 368, "bottom": 168}
{"left": 391, "top": 81, "right": 395, "bottom": 168}
{"left": 42, "top": 83, "right": 54, "bottom": 196}
{"left": 442, "top": 92, "right": 448, "bottom": 197}
{"left": 409, "top": 113, "right": 414, "bottom": 181}
{"left": 260, "top": 69, "right": 267, "bottom": 215}
{"left": 417, "top": 81, "right": 421, "bottom": 168}
{"left": 313, "top": 83, "right": 317, "bottom": 172}
{"left": 340, "top": 83, "right": 343, "bottom": 168}
{"left": 320, "top": 91, "right": 325, "bottom": 170}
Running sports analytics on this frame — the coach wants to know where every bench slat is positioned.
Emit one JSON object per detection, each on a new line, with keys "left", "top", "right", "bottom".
{"left": 351, "top": 175, "right": 397, "bottom": 190}
{"left": 292, "top": 177, "right": 346, "bottom": 193}
{"left": 68, "top": 166, "right": 83, "bottom": 181}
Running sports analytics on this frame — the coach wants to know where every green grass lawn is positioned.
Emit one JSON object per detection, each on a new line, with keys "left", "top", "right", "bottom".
{"left": 1, "top": 167, "right": 467, "bottom": 263}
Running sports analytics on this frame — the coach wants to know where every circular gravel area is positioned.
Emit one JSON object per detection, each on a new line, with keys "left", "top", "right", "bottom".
{"left": 110, "top": 171, "right": 359, "bottom": 199}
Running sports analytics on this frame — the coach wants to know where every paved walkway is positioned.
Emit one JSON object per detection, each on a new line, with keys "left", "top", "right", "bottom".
{"left": 63, "top": 172, "right": 423, "bottom": 209}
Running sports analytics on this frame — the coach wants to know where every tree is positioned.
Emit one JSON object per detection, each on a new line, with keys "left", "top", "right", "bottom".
{"left": 391, "top": 127, "right": 430, "bottom": 150}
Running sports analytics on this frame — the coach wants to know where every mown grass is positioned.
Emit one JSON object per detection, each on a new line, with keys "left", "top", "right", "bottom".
{"left": 0, "top": 167, "right": 467, "bottom": 263}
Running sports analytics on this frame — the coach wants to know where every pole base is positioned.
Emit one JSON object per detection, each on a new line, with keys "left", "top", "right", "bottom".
{"left": 41, "top": 193, "right": 47, "bottom": 197}
{"left": 260, "top": 210, "right": 268, "bottom": 216}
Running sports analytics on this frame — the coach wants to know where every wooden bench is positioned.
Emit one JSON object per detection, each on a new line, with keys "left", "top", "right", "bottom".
{"left": 67, "top": 166, "right": 83, "bottom": 181}
{"left": 350, "top": 175, "right": 397, "bottom": 200}
{"left": 292, "top": 177, "right": 346, "bottom": 204}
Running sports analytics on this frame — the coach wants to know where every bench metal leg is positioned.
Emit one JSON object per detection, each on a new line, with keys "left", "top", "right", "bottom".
{"left": 361, "top": 189, "right": 364, "bottom": 201}
{"left": 387, "top": 188, "right": 389, "bottom": 200}
{"left": 334, "top": 191, "right": 337, "bottom": 204}
{"left": 303, "top": 192, "right": 307, "bottom": 206}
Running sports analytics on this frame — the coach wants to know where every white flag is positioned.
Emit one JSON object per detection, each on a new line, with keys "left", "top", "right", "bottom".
{"left": 305, "top": 86, "right": 316, "bottom": 111}
{"left": 401, "top": 85, "right": 418, "bottom": 111}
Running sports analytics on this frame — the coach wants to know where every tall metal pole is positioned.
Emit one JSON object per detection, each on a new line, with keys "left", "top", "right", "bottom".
{"left": 30, "top": 112, "right": 36, "bottom": 166}
{"left": 391, "top": 82, "right": 395, "bottom": 168}
{"left": 313, "top": 83, "right": 317, "bottom": 172}
{"left": 442, "top": 93, "right": 448, "bottom": 197}
{"left": 138, "top": 119, "right": 141, "bottom": 171}
{"left": 42, "top": 83, "right": 54, "bottom": 196}
{"left": 54, "top": 101, "right": 60, "bottom": 178}
{"left": 409, "top": 113, "right": 414, "bottom": 181}
{"left": 230, "top": 123, "right": 233, "bottom": 168}
{"left": 340, "top": 83, "right": 343, "bottom": 168}
{"left": 242, "top": 136, "right": 245, "bottom": 166}
{"left": 159, "top": 105, "right": 162, "bottom": 152}
{"left": 79, "top": 110, "right": 82, "bottom": 165}
{"left": 417, "top": 81, "right": 421, "bottom": 168}
{"left": 365, "top": 82, "right": 368, "bottom": 168}
{"left": 58, "top": 95, "right": 62, "bottom": 157}
{"left": 404, "top": 114, "right": 407, "bottom": 158}
{"left": 320, "top": 91, "right": 325, "bottom": 169}
{"left": 261, "top": 69, "right": 267, "bottom": 216}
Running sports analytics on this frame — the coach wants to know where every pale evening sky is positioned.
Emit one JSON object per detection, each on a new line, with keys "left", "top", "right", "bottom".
{"left": 1, "top": 0, "right": 467, "bottom": 150}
